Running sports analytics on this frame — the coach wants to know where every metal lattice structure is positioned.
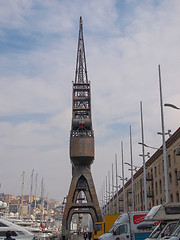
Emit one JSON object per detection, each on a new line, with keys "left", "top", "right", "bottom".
{"left": 62, "top": 17, "right": 102, "bottom": 239}
{"left": 71, "top": 17, "right": 93, "bottom": 139}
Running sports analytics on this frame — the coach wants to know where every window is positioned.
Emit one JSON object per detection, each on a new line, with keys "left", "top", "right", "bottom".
{"left": 175, "top": 170, "right": 178, "bottom": 186}
{"left": 156, "top": 199, "right": 158, "bottom": 205}
{"left": 155, "top": 166, "right": 157, "bottom": 177}
{"left": 173, "top": 150, "right": 176, "bottom": 163}
{"left": 163, "top": 223, "right": 177, "bottom": 236}
{"left": 170, "top": 194, "right": 173, "bottom": 202}
{"left": 169, "top": 173, "right": 172, "bottom": 183}
{"left": 176, "top": 192, "right": 179, "bottom": 202}
{"left": 0, "top": 222, "right": 8, "bottom": 227}
{"left": 0, "top": 231, "right": 18, "bottom": 237}
{"left": 95, "top": 224, "right": 102, "bottom": 231}
{"left": 14, "top": 231, "right": 25, "bottom": 236}
{"left": 151, "top": 168, "right": 153, "bottom": 178}
{"left": 115, "top": 224, "right": 128, "bottom": 235}
{"left": 155, "top": 182, "right": 158, "bottom": 195}
{"left": 159, "top": 180, "right": 162, "bottom": 193}
{"left": 168, "top": 155, "right": 171, "bottom": 168}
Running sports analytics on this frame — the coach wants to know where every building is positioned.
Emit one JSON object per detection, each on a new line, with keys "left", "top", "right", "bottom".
{"left": 105, "top": 127, "right": 180, "bottom": 213}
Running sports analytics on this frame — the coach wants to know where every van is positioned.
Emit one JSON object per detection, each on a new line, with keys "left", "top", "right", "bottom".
{"left": 99, "top": 211, "right": 156, "bottom": 240}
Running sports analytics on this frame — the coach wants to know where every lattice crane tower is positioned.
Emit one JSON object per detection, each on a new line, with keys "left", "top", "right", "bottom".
{"left": 62, "top": 17, "right": 102, "bottom": 239}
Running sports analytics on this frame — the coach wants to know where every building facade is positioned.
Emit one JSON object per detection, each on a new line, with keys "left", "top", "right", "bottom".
{"left": 105, "top": 127, "right": 180, "bottom": 214}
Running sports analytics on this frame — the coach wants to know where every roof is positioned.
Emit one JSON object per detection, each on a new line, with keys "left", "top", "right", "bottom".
{"left": 145, "top": 202, "right": 180, "bottom": 221}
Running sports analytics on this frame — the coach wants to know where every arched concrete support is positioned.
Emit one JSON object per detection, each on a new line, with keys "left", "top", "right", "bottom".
{"left": 62, "top": 165, "right": 102, "bottom": 239}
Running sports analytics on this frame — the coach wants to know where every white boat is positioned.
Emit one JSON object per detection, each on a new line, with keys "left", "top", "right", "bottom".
{"left": 0, "top": 218, "right": 36, "bottom": 239}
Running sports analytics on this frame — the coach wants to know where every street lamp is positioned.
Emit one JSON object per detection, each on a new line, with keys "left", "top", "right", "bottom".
{"left": 129, "top": 125, "right": 134, "bottom": 211}
{"left": 157, "top": 129, "right": 171, "bottom": 137}
{"left": 158, "top": 65, "right": 168, "bottom": 203}
{"left": 112, "top": 163, "right": 114, "bottom": 214}
{"left": 138, "top": 142, "right": 179, "bottom": 151}
{"left": 106, "top": 176, "right": 108, "bottom": 215}
{"left": 164, "top": 103, "right": 180, "bottom": 110}
{"left": 139, "top": 101, "right": 149, "bottom": 211}
{"left": 120, "top": 141, "right": 127, "bottom": 213}
{"left": 124, "top": 162, "right": 140, "bottom": 172}
{"left": 115, "top": 154, "right": 119, "bottom": 214}
{"left": 157, "top": 67, "right": 180, "bottom": 203}
{"left": 108, "top": 170, "right": 111, "bottom": 214}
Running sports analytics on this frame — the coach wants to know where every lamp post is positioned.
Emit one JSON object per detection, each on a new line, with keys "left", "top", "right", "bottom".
{"left": 140, "top": 101, "right": 147, "bottom": 211}
{"left": 108, "top": 170, "right": 111, "bottom": 214}
{"left": 101, "top": 182, "right": 105, "bottom": 217}
{"left": 112, "top": 163, "right": 115, "bottom": 214}
{"left": 121, "top": 141, "right": 126, "bottom": 213}
{"left": 106, "top": 175, "right": 108, "bottom": 214}
{"left": 130, "top": 125, "right": 134, "bottom": 211}
{"left": 158, "top": 65, "right": 168, "bottom": 203}
{"left": 115, "top": 154, "right": 119, "bottom": 214}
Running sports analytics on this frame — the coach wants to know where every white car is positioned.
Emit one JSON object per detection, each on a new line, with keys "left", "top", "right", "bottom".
{"left": 0, "top": 218, "right": 36, "bottom": 240}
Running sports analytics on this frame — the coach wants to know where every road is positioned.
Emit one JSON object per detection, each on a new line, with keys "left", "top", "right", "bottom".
{"left": 71, "top": 235, "right": 92, "bottom": 240}
{"left": 71, "top": 236, "right": 85, "bottom": 240}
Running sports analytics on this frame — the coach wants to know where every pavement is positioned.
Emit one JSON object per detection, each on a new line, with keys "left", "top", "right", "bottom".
{"left": 71, "top": 235, "right": 92, "bottom": 240}
{"left": 71, "top": 236, "right": 85, "bottom": 240}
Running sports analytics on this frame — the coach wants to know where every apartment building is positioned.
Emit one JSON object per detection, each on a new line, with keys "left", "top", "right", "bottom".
{"left": 105, "top": 127, "right": 180, "bottom": 213}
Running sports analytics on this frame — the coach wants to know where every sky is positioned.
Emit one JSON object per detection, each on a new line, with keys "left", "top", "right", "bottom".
{"left": 0, "top": 0, "right": 179, "bottom": 202}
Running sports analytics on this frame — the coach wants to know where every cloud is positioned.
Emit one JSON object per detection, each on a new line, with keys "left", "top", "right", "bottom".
{"left": 0, "top": 0, "right": 179, "bottom": 201}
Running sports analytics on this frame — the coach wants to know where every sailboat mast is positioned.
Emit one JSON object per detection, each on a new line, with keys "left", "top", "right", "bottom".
{"left": 29, "top": 169, "right": 34, "bottom": 219}
{"left": 40, "top": 178, "right": 44, "bottom": 224}
{"left": 20, "top": 171, "right": 25, "bottom": 218}
{"left": 34, "top": 173, "right": 38, "bottom": 218}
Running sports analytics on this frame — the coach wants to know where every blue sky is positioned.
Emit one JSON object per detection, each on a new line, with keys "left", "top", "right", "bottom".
{"left": 0, "top": 0, "right": 179, "bottom": 202}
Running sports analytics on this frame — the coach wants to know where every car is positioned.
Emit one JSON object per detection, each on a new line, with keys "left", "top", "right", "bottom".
{"left": 0, "top": 218, "right": 36, "bottom": 240}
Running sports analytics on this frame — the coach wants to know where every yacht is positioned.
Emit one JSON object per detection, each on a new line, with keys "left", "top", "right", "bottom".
{"left": 0, "top": 218, "right": 36, "bottom": 240}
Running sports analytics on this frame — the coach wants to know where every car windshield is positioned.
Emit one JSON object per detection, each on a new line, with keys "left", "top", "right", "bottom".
{"left": 149, "top": 222, "right": 167, "bottom": 238}
{"left": 172, "top": 225, "right": 180, "bottom": 236}
{"left": 108, "top": 224, "right": 117, "bottom": 233}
